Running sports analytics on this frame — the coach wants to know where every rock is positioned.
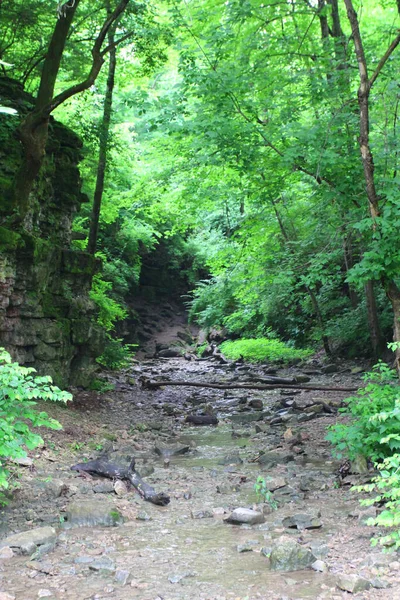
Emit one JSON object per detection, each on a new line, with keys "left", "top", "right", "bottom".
{"left": 249, "top": 399, "right": 263, "bottom": 409}
{"left": 37, "top": 590, "right": 52, "bottom": 598}
{"left": 258, "top": 452, "right": 294, "bottom": 467}
{"left": 312, "top": 560, "right": 328, "bottom": 572}
{"left": 93, "top": 481, "right": 115, "bottom": 494}
{"left": 237, "top": 540, "right": 259, "bottom": 552}
{"left": 44, "top": 479, "right": 68, "bottom": 498}
{"left": 229, "top": 412, "right": 264, "bottom": 424}
{"left": 296, "top": 413, "right": 318, "bottom": 423}
{"left": 158, "top": 348, "right": 181, "bottom": 358}
{"left": 0, "top": 594, "right": 16, "bottom": 600}
{"left": 154, "top": 444, "right": 190, "bottom": 458}
{"left": 294, "top": 374, "right": 312, "bottom": 383}
{"left": 350, "top": 454, "right": 369, "bottom": 474}
{"left": 254, "top": 424, "right": 268, "bottom": 433}
{"left": 351, "top": 366, "right": 364, "bottom": 374}
{"left": 65, "top": 501, "right": 123, "bottom": 528}
{"left": 336, "top": 573, "right": 371, "bottom": 593}
{"left": 191, "top": 509, "right": 213, "bottom": 519}
{"left": 218, "top": 452, "right": 243, "bottom": 466}
{"left": 168, "top": 571, "right": 196, "bottom": 584}
{"left": 14, "top": 456, "right": 33, "bottom": 467}
{"left": 89, "top": 556, "right": 116, "bottom": 573}
{"left": 269, "top": 536, "right": 316, "bottom": 572}
{"left": 0, "top": 546, "right": 13, "bottom": 560}
{"left": 282, "top": 512, "right": 322, "bottom": 530}
{"left": 224, "top": 508, "right": 265, "bottom": 526}
{"left": 0, "top": 526, "right": 57, "bottom": 556}
{"left": 304, "top": 404, "right": 324, "bottom": 414}
{"left": 358, "top": 506, "right": 377, "bottom": 523}
{"left": 263, "top": 476, "right": 287, "bottom": 492}
{"left": 370, "top": 577, "right": 391, "bottom": 589}
{"left": 113, "top": 480, "right": 129, "bottom": 496}
{"left": 115, "top": 569, "right": 130, "bottom": 585}
{"left": 136, "top": 511, "right": 151, "bottom": 521}
{"left": 321, "top": 364, "right": 338, "bottom": 374}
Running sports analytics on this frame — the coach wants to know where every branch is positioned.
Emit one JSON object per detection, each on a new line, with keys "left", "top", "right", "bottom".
{"left": 369, "top": 32, "right": 400, "bottom": 89}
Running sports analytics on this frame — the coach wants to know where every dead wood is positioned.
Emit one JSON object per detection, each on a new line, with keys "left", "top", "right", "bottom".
{"left": 140, "top": 378, "right": 358, "bottom": 393}
{"left": 71, "top": 457, "right": 170, "bottom": 506}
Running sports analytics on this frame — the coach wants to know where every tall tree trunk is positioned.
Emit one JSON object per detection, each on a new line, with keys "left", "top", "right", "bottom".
{"left": 14, "top": 0, "right": 81, "bottom": 218}
{"left": 13, "top": 0, "right": 130, "bottom": 224}
{"left": 87, "top": 19, "right": 117, "bottom": 255}
{"left": 344, "top": 0, "right": 400, "bottom": 370}
{"left": 364, "top": 280, "right": 384, "bottom": 359}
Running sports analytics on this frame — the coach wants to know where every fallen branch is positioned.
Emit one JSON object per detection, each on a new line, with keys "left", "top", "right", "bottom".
{"left": 71, "top": 457, "right": 170, "bottom": 506}
{"left": 140, "top": 379, "right": 358, "bottom": 393}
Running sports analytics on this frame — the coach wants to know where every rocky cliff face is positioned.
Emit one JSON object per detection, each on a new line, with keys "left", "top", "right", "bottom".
{"left": 0, "top": 77, "right": 104, "bottom": 386}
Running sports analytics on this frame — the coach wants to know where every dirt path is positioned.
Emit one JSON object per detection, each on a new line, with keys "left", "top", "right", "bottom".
{"left": 1, "top": 341, "right": 399, "bottom": 599}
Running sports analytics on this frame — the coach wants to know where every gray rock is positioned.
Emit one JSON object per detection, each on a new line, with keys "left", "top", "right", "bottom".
{"left": 168, "top": 571, "right": 195, "bottom": 584}
{"left": 258, "top": 452, "right": 294, "bottom": 467}
{"left": 154, "top": 444, "right": 190, "bottom": 458}
{"left": 191, "top": 509, "right": 213, "bottom": 519}
{"left": 115, "top": 569, "right": 130, "bottom": 585}
{"left": 269, "top": 536, "right": 316, "bottom": 572}
{"left": 229, "top": 412, "right": 264, "bottom": 424}
{"left": 93, "top": 481, "right": 115, "bottom": 494}
{"left": 89, "top": 556, "right": 116, "bottom": 573}
{"left": 312, "top": 559, "right": 328, "bottom": 572}
{"left": 370, "top": 577, "right": 391, "bottom": 589}
{"left": 237, "top": 540, "right": 259, "bottom": 553}
{"left": 282, "top": 512, "right": 322, "bottom": 530}
{"left": 0, "top": 526, "right": 57, "bottom": 556}
{"left": 136, "top": 511, "right": 151, "bottom": 521}
{"left": 65, "top": 501, "right": 123, "bottom": 528}
{"left": 321, "top": 364, "right": 338, "bottom": 374}
{"left": 350, "top": 454, "right": 369, "bottom": 474}
{"left": 225, "top": 508, "right": 265, "bottom": 526}
{"left": 263, "top": 476, "right": 287, "bottom": 492}
{"left": 218, "top": 452, "right": 243, "bottom": 466}
{"left": 336, "top": 573, "right": 371, "bottom": 593}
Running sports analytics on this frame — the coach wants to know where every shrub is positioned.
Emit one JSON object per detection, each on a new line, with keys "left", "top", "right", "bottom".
{"left": 0, "top": 348, "right": 71, "bottom": 494}
{"left": 89, "top": 274, "right": 128, "bottom": 332}
{"left": 219, "top": 337, "right": 313, "bottom": 363}
{"left": 96, "top": 337, "right": 137, "bottom": 370}
{"left": 326, "top": 362, "right": 400, "bottom": 461}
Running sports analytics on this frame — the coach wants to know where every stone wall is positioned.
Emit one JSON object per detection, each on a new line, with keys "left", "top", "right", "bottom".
{"left": 0, "top": 77, "right": 104, "bottom": 386}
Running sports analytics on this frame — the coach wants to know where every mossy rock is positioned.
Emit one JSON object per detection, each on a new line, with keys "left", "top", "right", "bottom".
{"left": 0, "top": 226, "right": 23, "bottom": 251}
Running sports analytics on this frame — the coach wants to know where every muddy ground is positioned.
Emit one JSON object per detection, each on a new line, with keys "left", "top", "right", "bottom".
{"left": 1, "top": 315, "right": 400, "bottom": 600}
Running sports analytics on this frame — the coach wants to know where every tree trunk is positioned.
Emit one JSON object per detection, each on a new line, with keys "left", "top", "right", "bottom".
{"left": 14, "top": 0, "right": 81, "bottom": 218}
{"left": 344, "top": 0, "right": 400, "bottom": 371}
{"left": 87, "top": 16, "right": 117, "bottom": 255}
{"left": 364, "top": 280, "right": 384, "bottom": 359}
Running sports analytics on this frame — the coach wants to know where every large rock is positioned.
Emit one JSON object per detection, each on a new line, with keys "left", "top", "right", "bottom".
{"left": 336, "top": 573, "right": 371, "bottom": 593}
{"left": 0, "top": 526, "right": 57, "bottom": 555}
{"left": 65, "top": 501, "right": 123, "bottom": 528}
{"left": 269, "top": 536, "right": 316, "bottom": 572}
{"left": 282, "top": 512, "right": 322, "bottom": 530}
{"left": 224, "top": 508, "right": 265, "bottom": 526}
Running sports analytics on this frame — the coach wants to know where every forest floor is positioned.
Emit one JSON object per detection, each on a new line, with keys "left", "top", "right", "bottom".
{"left": 1, "top": 307, "right": 400, "bottom": 600}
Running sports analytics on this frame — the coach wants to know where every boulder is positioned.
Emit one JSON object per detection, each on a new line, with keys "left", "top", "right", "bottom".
{"left": 224, "top": 508, "right": 265, "bottom": 526}
{"left": 336, "top": 573, "right": 371, "bottom": 593}
{"left": 65, "top": 501, "right": 123, "bottom": 528}
{"left": 0, "top": 526, "right": 57, "bottom": 556}
{"left": 269, "top": 536, "right": 316, "bottom": 572}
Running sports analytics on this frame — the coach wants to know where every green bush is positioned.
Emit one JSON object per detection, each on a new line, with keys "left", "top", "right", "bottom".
{"left": 219, "top": 337, "right": 313, "bottom": 363}
{"left": 326, "top": 362, "right": 400, "bottom": 461}
{"left": 0, "top": 348, "right": 71, "bottom": 494}
{"left": 89, "top": 274, "right": 128, "bottom": 332}
{"left": 96, "top": 337, "right": 137, "bottom": 370}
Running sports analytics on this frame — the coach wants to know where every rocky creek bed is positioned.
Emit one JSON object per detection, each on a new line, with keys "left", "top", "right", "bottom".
{"left": 0, "top": 353, "right": 400, "bottom": 600}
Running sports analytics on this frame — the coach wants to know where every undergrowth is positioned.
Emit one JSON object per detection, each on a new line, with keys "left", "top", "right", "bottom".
{"left": 219, "top": 337, "right": 313, "bottom": 363}
{"left": 327, "top": 358, "right": 400, "bottom": 549}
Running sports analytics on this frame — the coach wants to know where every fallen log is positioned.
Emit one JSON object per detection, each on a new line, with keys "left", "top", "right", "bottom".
{"left": 71, "top": 457, "right": 170, "bottom": 506}
{"left": 140, "top": 379, "right": 358, "bottom": 393}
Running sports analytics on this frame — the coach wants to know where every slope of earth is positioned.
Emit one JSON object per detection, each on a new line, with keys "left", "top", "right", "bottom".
{"left": 0, "top": 353, "right": 399, "bottom": 600}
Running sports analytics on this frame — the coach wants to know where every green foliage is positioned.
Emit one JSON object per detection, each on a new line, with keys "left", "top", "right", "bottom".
{"left": 353, "top": 453, "right": 400, "bottom": 549}
{"left": 254, "top": 476, "right": 278, "bottom": 510}
{"left": 0, "top": 348, "right": 71, "bottom": 494}
{"left": 220, "top": 338, "right": 312, "bottom": 364}
{"left": 89, "top": 274, "right": 127, "bottom": 332}
{"left": 96, "top": 337, "right": 137, "bottom": 370}
{"left": 327, "top": 362, "right": 400, "bottom": 461}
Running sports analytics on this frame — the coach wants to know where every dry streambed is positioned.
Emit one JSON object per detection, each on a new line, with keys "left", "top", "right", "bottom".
{"left": 0, "top": 356, "right": 399, "bottom": 600}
